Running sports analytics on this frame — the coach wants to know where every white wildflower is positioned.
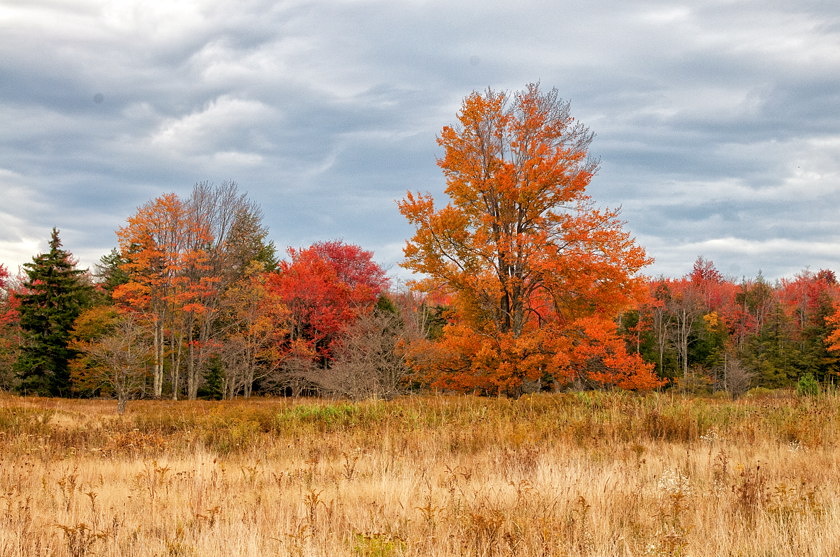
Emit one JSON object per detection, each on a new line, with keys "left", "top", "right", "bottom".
{"left": 657, "top": 469, "right": 691, "bottom": 496}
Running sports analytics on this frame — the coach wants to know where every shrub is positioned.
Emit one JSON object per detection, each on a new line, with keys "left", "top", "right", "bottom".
{"left": 796, "top": 373, "right": 820, "bottom": 397}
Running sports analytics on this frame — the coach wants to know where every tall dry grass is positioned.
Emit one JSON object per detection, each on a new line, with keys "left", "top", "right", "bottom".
{"left": 0, "top": 390, "right": 838, "bottom": 556}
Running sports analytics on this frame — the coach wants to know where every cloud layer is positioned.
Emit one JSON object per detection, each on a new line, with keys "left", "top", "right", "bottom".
{"left": 2, "top": 0, "right": 839, "bottom": 282}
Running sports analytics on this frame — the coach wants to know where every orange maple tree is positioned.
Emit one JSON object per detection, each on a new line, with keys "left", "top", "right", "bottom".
{"left": 399, "top": 83, "right": 659, "bottom": 394}
{"left": 114, "top": 192, "right": 212, "bottom": 398}
{"left": 563, "top": 316, "right": 659, "bottom": 390}
{"left": 113, "top": 183, "right": 273, "bottom": 400}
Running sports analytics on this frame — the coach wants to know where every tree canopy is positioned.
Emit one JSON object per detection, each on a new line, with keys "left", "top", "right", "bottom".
{"left": 399, "top": 83, "right": 658, "bottom": 394}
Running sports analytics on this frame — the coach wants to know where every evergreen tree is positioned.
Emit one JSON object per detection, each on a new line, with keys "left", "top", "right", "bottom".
{"left": 199, "top": 355, "right": 225, "bottom": 400}
{"left": 94, "top": 248, "right": 130, "bottom": 296}
{"left": 15, "top": 228, "right": 93, "bottom": 396}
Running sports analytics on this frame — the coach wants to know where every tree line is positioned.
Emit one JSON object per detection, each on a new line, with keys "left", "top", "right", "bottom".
{"left": 629, "top": 259, "right": 839, "bottom": 396}
{"left": 0, "top": 182, "right": 412, "bottom": 410}
{"left": 1, "top": 84, "right": 838, "bottom": 407}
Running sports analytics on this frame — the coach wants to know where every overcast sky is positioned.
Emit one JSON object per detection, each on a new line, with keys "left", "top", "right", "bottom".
{"left": 2, "top": 0, "right": 839, "bottom": 284}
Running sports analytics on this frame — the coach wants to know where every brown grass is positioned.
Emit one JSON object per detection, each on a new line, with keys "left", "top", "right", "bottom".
{"left": 0, "top": 390, "right": 838, "bottom": 556}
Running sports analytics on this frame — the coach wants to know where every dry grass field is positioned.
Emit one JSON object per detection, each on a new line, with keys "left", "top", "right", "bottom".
{"left": 0, "top": 390, "right": 838, "bottom": 556}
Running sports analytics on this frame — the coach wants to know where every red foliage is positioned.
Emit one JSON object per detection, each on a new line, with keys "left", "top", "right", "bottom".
{"left": 778, "top": 270, "right": 839, "bottom": 336}
{"left": 0, "top": 264, "right": 20, "bottom": 325}
{"left": 267, "top": 241, "right": 388, "bottom": 363}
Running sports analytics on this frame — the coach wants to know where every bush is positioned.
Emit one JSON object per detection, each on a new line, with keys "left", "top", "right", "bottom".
{"left": 744, "top": 387, "right": 775, "bottom": 399}
{"left": 796, "top": 373, "right": 820, "bottom": 396}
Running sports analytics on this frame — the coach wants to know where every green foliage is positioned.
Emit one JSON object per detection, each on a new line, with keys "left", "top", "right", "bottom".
{"left": 690, "top": 314, "right": 726, "bottom": 371}
{"left": 744, "top": 386, "right": 776, "bottom": 399}
{"left": 746, "top": 305, "right": 807, "bottom": 389}
{"left": 280, "top": 402, "right": 361, "bottom": 429}
{"left": 93, "top": 248, "right": 130, "bottom": 296}
{"left": 274, "top": 401, "right": 391, "bottom": 433}
{"left": 796, "top": 373, "right": 820, "bottom": 397}
{"left": 15, "top": 228, "right": 93, "bottom": 396}
{"left": 199, "top": 355, "right": 225, "bottom": 400}
{"left": 618, "top": 310, "right": 666, "bottom": 377}
{"left": 421, "top": 304, "right": 449, "bottom": 341}
{"left": 375, "top": 295, "right": 399, "bottom": 315}
{"left": 352, "top": 532, "right": 406, "bottom": 556}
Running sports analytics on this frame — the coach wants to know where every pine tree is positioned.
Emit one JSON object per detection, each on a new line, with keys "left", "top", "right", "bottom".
{"left": 15, "top": 228, "right": 93, "bottom": 396}
{"left": 94, "top": 248, "right": 130, "bottom": 296}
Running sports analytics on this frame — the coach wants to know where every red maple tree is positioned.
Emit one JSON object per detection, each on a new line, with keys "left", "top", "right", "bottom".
{"left": 267, "top": 241, "right": 389, "bottom": 365}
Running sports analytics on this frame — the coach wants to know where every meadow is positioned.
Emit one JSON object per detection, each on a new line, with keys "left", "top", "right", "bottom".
{"left": 0, "top": 390, "right": 837, "bottom": 556}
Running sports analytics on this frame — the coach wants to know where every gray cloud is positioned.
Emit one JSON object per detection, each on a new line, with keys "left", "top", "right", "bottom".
{"left": 1, "top": 0, "right": 839, "bottom": 283}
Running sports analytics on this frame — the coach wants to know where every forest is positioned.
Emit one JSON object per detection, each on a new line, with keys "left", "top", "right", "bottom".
{"left": 2, "top": 83, "right": 840, "bottom": 557}
{"left": 0, "top": 84, "right": 838, "bottom": 407}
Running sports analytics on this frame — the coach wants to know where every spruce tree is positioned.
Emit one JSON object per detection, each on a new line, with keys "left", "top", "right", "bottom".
{"left": 94, "top": 248, "right": 130, "bottom": 296}
{"left": 15, "top": 228, "right": 92, "bottom": 396}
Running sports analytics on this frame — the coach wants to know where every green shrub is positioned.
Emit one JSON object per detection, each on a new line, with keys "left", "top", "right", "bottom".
{"left": 352, "top": 532, "right": 406, "bottom": 556}
{"left": 796, "top": 373, "right": 820, "bottom": 397}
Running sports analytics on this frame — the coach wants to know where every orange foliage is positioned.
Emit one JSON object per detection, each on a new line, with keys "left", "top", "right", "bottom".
{"left": 114, "top": 193, "right": 213, "bottom": 397}
{"left": 827, "top": 306, "right": 840, "bottom": 353}
{"left": 402, "top": 323, "right": 553, "bottom": 395}
{"left": 219, "top": 263, "right": 288, "bottom": 397}
{"left": 399, "top": 84, "right": 653, "bottom": 394}
{"left": 562, "top": 316, "right": 663, "bottom": 390}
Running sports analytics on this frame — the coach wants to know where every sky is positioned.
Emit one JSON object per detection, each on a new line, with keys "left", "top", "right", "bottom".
{"left": 1, "top": 0, "right": 839, "bottom": 284}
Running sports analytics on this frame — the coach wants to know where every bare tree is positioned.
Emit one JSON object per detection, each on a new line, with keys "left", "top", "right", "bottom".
{"left": 71, "top": 310, "right": 151, "bottom": 414}
{"left": 667, "top": 284, "right": 705, "bottom": 381}
{"left": 184, "top": 181, "right": 275, "bottom": 400}
{"left": 648, "top": 282, "right": 673, "bottom": 376}
{"left": 263, "top": 349, "right": 320, "bottom": 397}
{"left": 720, "top": 352, "right": 754, "bottom": 399}
{"left": 309, "top": 308, "right": 407, "bottom": 400}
